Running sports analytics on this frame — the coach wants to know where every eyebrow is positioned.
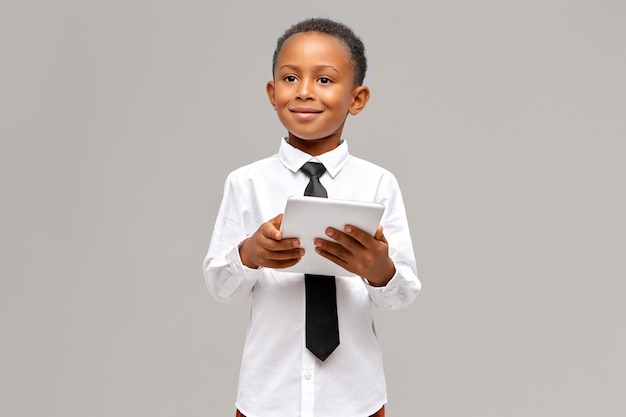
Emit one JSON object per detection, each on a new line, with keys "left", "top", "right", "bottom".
{"left": 278, "top": 64, "right": 340, "bottom": 73}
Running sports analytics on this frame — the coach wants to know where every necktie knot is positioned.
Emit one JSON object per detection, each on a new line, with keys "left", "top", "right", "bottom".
{"left": 301, "top": 161, "right": 326, "bottom": 179}
{"left": 301, "top": 162, "right": 328, "bottom": 198}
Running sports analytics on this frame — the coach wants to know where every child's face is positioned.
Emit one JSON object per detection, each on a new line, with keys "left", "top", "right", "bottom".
{"left": 267, "top": 32, "right": 369, "bottom": 155}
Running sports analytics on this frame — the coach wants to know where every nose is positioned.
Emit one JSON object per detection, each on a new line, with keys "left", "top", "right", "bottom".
{"left": 296, "top": 78, "right": 314, "bottom": 100}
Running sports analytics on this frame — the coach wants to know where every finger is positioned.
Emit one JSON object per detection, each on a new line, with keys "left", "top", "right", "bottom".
{"left": 325, "top": 228, "right": 362, "bottom": 252}
{"left": 263, "top": 235, "right": 301, "bottom": 252}
{"left": 264, "top": 243, "right": 304, "bottom": 269}
{"left": 315, "top": 238, "right": 353, "bottom": 264}
{"left": 314, "top": 244, "right": 353, "bottom": 273}
{"left": 341, "top": 224, "right": 374, "bottom": 247}
{"left": 267, "top": 247, "right": 305, "bottom": 262}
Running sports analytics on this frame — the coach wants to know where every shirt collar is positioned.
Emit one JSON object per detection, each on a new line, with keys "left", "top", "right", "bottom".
{"left": 278, "top": 137, "right": 349, "bottom": 178}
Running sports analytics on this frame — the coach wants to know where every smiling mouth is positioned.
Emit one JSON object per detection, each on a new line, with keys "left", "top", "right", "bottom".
{"left": 290, "top": 108, "right": 322, "bottom": 114}
{"left": 290, "top": 108, "right": 322, "bottom": 121}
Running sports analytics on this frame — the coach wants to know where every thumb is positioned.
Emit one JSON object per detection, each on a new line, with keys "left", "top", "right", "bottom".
{"left": 269, "top": 213, "right": 284, "bottom": 228}
{"left": 267, "top": 213, "right": 284, "bottom": 240}
{"left": 374, "top": 225, "right": 387, "bottom": 242}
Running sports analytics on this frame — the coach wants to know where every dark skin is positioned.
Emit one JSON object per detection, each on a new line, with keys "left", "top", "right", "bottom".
{"left": 239, "top": 32, "right": 395, "bottom": 287}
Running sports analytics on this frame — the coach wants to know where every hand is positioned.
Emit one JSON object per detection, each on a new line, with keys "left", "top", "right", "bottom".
{"left": 239, "top": 213, "right": 304, "bottom": 269}
{"left": 314, "top": 224, "right": 396, "bottom": 286}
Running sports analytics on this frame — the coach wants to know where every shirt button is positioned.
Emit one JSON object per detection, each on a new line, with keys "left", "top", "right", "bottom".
{"left": 303, "top": 372, "right": 312, "bottom": 380}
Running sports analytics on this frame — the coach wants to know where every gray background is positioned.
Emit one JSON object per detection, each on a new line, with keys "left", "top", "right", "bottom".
{"left": 1, "top": 0, "right": 624, "bottom": 416}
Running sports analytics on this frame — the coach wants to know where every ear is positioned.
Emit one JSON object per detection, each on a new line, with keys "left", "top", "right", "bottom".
{"left": 266, "top": 80, "right": 276, "bottom": 109}
{"left": 348, "top": 85, "right": 370, "bottom": 115}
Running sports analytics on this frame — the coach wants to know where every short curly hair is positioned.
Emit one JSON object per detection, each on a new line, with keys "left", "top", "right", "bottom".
{"left": 271, "top": 17, "right": 368, "bottom": 86}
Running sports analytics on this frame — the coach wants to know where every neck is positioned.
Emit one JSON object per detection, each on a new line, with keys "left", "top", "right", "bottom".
{"left": 287, "top": 134, "right": 341, "bottom": 156}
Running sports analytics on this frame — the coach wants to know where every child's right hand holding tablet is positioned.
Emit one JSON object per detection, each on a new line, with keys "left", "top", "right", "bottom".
{"left": 239, "top": 213, "right": 304, "bottom": 270}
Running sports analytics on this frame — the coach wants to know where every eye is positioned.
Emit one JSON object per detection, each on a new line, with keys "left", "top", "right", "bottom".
{"left": 284, "top": 75, "right": 298, "bottom": 82}
{"left": 318, "top": 77, "right": 332, "bottom": 84}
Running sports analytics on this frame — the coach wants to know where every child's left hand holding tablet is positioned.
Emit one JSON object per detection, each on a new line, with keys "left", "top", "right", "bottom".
{"left": 314, "top": 224, "right": 396, "bottom": 287}
{"left": 239, "top": 213, "right": 304, "bottom": 270}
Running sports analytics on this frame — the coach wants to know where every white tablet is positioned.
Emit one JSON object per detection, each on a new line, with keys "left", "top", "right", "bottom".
{"left": 278, "top": 195, "right": 385, "bottom": 276}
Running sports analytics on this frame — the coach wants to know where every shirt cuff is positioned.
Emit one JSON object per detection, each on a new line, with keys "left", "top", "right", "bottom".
{"left": 363, "top": 270, "right": 401, "bottom": 295}
{"left": 363, "top": 264, "right": 420, "bottom": 310}
{"left": 217, "top": 243, "right": 263, "bottom": 299}
{"left": 229, "top": 240, "right": 265, "bottom": 274}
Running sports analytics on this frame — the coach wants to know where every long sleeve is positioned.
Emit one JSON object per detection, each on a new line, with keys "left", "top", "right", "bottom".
{"left": 203, "top": 173, "right": 263, "bottom": 304}
{"left": 364, "top": 171, "right": 421, "bottom": 310}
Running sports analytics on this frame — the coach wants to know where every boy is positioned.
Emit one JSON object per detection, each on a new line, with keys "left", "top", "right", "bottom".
{"left": 204, "top": 17, "right": 421, "bottom": 417}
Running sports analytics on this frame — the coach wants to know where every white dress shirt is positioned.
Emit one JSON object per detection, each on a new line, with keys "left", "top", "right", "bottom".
{"left": 204, "top": 138, "right": 421, "bottom": 417}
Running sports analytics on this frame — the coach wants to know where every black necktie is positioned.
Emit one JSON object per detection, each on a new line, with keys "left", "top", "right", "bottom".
{"left": 300, "top": 162, "right": 340, "bottom": 361}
